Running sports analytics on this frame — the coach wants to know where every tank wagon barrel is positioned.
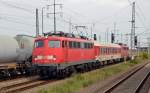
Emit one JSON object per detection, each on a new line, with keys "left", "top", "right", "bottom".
{"left": 0, "top": 36, "right": 19, "bottom": 63}
{"left": 15, "top": 35, "right": 35, "bottom": 63}
{"left": 0, "top": 35, "right": 36, "bottom": 78}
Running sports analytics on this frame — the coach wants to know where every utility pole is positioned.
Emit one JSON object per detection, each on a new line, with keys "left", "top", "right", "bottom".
{"left": 69, "top": 18, "right": 72, "bottom": 33}
{"left": 90, "top": 23, "right": 95, "bottom": 39}
{"left": 106, "top": 28, "right": 109, "bottom": 43}
{"left": 36, "top": 8, "right": 39, "bottom": 37}
{"left": 53, "top": 0, "right": 56, "bottom": 33}
{"left": 47, "top": 0, "right": 63, "bottom": 33}
{"left": 42, "top": 7, "right": 45, "bottom": 35}
{"left": 99, "top": 35, "right": 101, "bottom": 43}
{"left": 113, "top": 22, "right": 117, "bottom": 43}
{"left": 121, "top": 33, "right": 123, "bottom": 43}
{"left": 130, "top": 2, "right": 136, "bottom": 56}
{"left": 137, "top": 37, "right": 140, "bottom": 56}
{"left": 114, "top": 22, "right": 116, "bottom": 34}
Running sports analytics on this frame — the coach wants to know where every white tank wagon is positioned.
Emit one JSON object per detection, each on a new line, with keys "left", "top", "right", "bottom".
{"left": 0, "top": 36, "right": 19, "bottom": 63}
{"left": 15, "top": 35, "right": 35, "bottom": 63}
{"left": 0, "top": 35, "right": 36, "bottom": 78}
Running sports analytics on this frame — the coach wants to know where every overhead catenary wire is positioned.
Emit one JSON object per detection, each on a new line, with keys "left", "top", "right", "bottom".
{"left": 0, "top": 0, "right": 34, "bottom": 14}
{"left": 1, "top": 16, "right": 35, "bottom": 27}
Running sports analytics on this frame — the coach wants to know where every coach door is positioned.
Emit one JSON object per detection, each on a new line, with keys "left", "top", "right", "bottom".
{"left": 62, "top": 40, "right": 68, "bottom": 62}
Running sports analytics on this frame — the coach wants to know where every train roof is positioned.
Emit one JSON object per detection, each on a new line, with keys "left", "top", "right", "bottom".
{"left": 35, "top": 35, "right": 93, "bottom": 43}
{"left": 94, "top": 41, "right": 121, "bottom": 48}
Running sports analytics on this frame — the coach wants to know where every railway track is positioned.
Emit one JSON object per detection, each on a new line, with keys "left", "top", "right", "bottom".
{"left": 135, "top": 72, "right": 150, "bottom": 93}
{"left": 103, "top": 62, "right": 150, "bottom": 93}
{"left": 0, "top": 78, "right": 55, "bottom": 93}
{"left": 0, "top": 75, "right": 36, "bottom": 83}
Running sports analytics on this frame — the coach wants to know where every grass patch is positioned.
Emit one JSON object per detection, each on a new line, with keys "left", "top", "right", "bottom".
{"left": 139, "top": 52, "right": 149, "bottom": 59}
{"left": 39, "top": 59, "right": 144, "bottom": 93}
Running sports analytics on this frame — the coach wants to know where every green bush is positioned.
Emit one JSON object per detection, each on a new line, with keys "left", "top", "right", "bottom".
{"left": 140, "top": 52, "right": 149, "bottom": 59}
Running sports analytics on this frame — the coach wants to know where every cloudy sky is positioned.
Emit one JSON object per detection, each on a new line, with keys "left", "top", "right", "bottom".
{"left": 0, "top": 0, "right": 149, "bottom": 46}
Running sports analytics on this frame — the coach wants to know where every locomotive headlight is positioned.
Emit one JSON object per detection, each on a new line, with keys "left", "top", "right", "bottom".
{"left": 34, "top": 55, "right": 56, "bottom": 60}
{"left": 47, "top": 55, "right": 54, "bottom": 60}
{"left": 47, "top": 55, "right": 56, "bottom": 60}
{"left": 37, "top": 55, "right": 43, "bottom": 60}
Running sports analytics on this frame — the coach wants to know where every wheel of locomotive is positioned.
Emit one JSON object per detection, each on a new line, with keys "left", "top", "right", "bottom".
{"left": 87, "top": 63, "right": 93, "bottom": 71}
{"left": 39, "top": 69, "right": 49, "bottom": 79}
{"left": 84, "top": 63, "right": 89, "bottom": 72}
{"left": 0, "top": 70, "right": 7, "bottom": 79}
{"left": 20, "top": 68, "right": 26, "bottom": 75}
{"left": 65, "top": 67, "right": 71, "bottom": 77}
{"left": 9, "top": 69, "right": 17, "bottom": 77}
{"left": 96, "top": 61, "right": 101, "bottom": 69}
{"left": 25, "top": 68, "right": 33, "bottom": 76}
{"left": 69, "top": 66, "right": 77, "bottom": 76}
{"left": 3, "top": 70, "right": 11, "bottom": 78}
{"left": 80, "top": 64, "right": 85, "bottom": 73}
{"left": 56, "top": 69, "right": 65, "bottom": 79}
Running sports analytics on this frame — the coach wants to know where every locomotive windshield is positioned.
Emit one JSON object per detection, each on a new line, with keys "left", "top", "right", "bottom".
{"left": 48, "top": 40, "right": 60, "bottom": 48}
{"left": 35, "top": 40, "right": 44, "bottom": 48}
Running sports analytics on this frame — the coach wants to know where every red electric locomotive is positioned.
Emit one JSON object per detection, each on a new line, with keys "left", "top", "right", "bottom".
{"left": 32, "top": 32, "right": 130, "bottom": 78}
{"left": 32, "top": 32, "right": 96, "bottom": 78}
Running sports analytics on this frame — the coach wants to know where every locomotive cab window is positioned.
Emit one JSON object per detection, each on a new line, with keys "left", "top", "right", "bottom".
{"left": 48, "top": 40, "right": 60, "bottom": 48}
{"left": 35, "top": 40, "right": 44, "bottom": 48}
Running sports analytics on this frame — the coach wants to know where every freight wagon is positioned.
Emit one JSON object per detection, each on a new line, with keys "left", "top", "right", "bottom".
{"left": 0, "top": 35, "right": 35, "bottom": 78}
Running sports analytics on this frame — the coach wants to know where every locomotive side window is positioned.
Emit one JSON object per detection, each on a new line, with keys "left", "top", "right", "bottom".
{"left": 62, "top": 41, "right": 68, "bottom": 48}
{"left": 78, "top": 42, "right": 80, "bottom": 48}
{"left": 48, "top": 40, "right": 60, "bottom": 48}
{"left": 35, "top": 40, "right": 44, "bottom": 48}
{"left": 69, "top": 41, "right": 73, "bottom": 48}
{"left": 62, "top": 41, "right": 65, "bottom": 48}
{"left": 68, "top": 41, "right": 93, "bottom": 49}
{"left": 65, "top": 41, "right": 68, "bottom": 47}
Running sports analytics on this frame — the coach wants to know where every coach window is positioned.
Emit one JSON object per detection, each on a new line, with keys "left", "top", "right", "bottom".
{"left": 77, "top": 42, "right": 80, "bottom": 48}
{"left": 111, "top": 48, "right": 113, "bottom": 54}
{"left": 106, "top": 48, "right": 108, "bottom": 54}
{"left": 89, "top": 43, "right": 91, "bottom": 48}
{"left": 100, "top": 48, "right": 102, "bottom": 54}
{"left": 86, "top": 43, "right": 88, "bottom": 48}
{"left": 102, "top": 48, "right": 104, "bottom": 54}
{"left": 105, "top": 48, "right": 107, "bottom": 54}
{"left": 76, "top": 42, "right": 78, "bottom": 48}
{"left": 73, "top": 42, "right": 75, "bottom": 48}
{"left": 81, "top": 42, "right": 84, "bottom": 48}
{"left": 87, "top": 43, "right": 89, "bottom": 48}
{"left": 84, "top": 43, "right": 86, "bottom": 48}
{"left": 84, "top": 43, "right": 87, "bottom": 48}
{"left": 48, "top": 40, "right": 60, "bottom": 48}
